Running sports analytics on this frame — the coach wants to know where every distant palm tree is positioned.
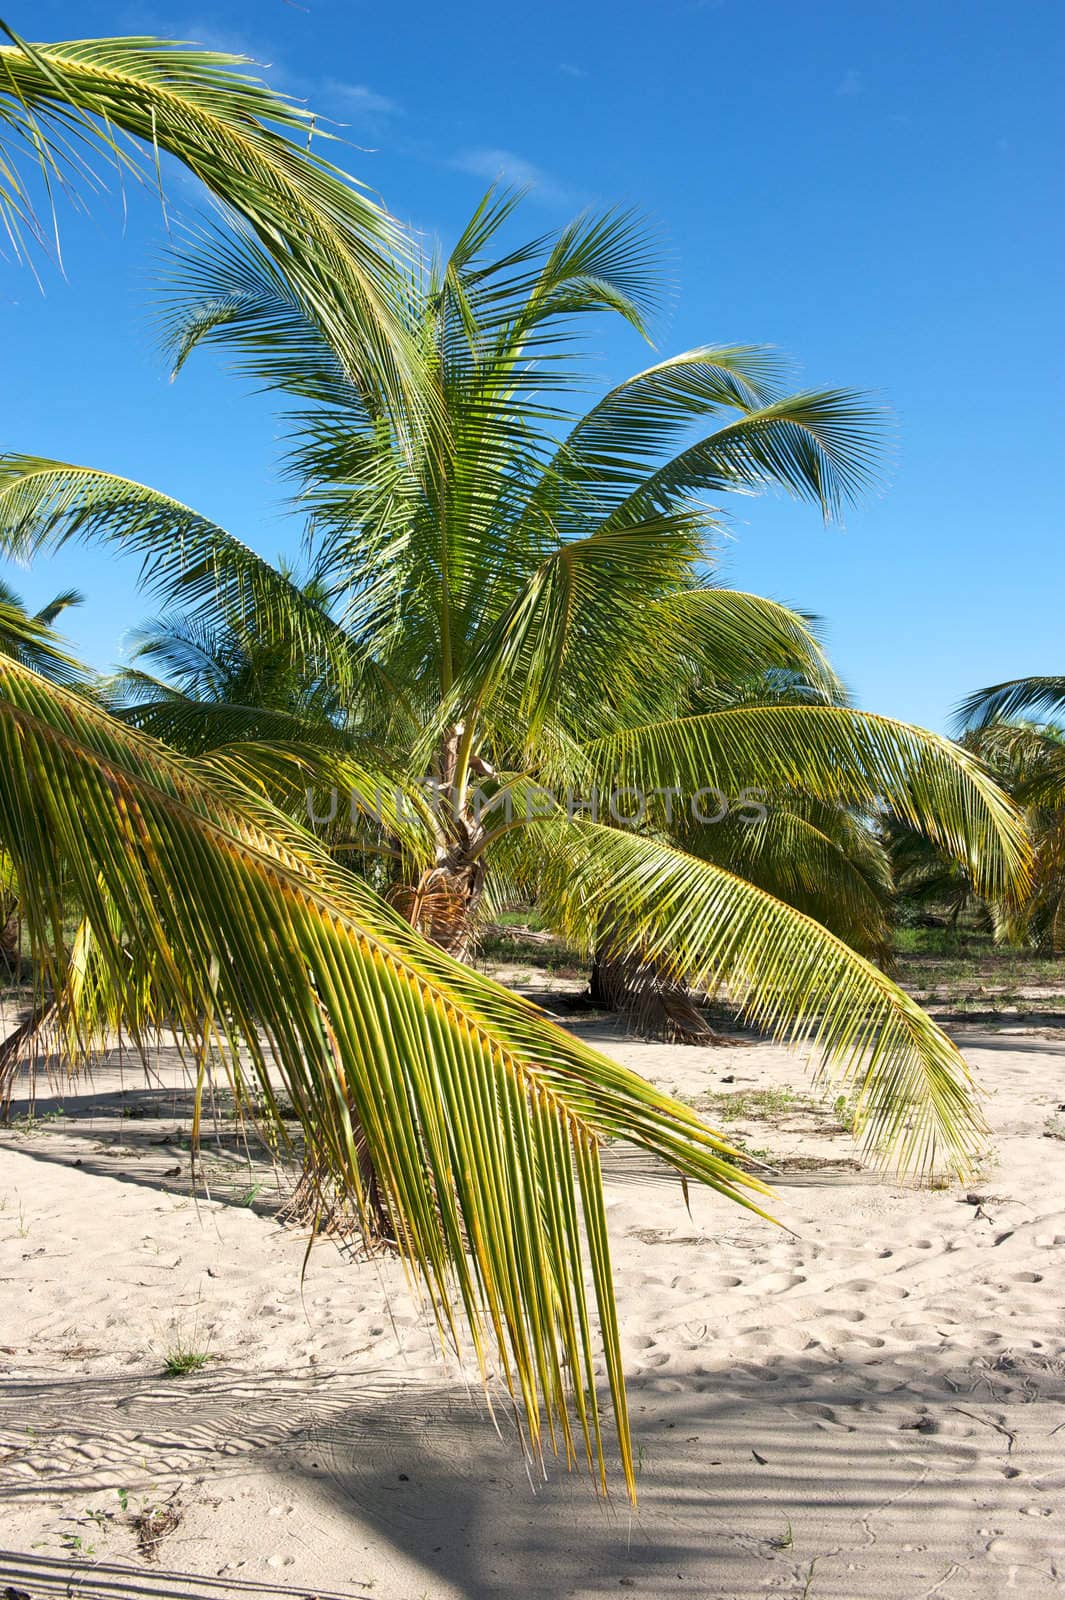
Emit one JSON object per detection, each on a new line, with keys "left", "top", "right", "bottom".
{"left": 956, "top": 677, "right": 1065, "bottom": 949}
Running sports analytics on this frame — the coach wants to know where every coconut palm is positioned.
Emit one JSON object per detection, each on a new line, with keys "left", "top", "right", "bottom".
{"left": 0, "top": 26, "right": 743, "bottom": 1494}
{"left": 0, "top": 31, "right": 1032, "bottom": 1496}
{"left": 955, "top": 677, "right": 1065, "bottom": 949}
{"left": 0, "top": 196, "right": 1029, "bottom": 1184}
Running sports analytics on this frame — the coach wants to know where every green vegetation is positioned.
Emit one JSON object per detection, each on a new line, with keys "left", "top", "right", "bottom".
{"left": 162, "top": 1344, "right": 211, "bottom": 1378}
{"left": 702, "top": 1087, "right": 799, "bottom": 1122}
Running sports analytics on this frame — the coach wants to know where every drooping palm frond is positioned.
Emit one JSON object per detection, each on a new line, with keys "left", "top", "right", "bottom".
{"left": 497, "top": 814, "right": 986, "bottom": 1173}
{"left": 677, "top": 800, "right": 895, "bottom": 961}
{"left": 0, "top": 656, "right": 769, "bottom": 1498}
{"left": 571, "top": 704, "right": 1029, "bottom": 903}
{"left": 956, "top": 675, "right": 1065, "bottom": 732}
{"left": 0, "top": 26, "right": 418, "bottom": 410}
{"left": 0, "top": 588, "right": 83, "bottom": 682}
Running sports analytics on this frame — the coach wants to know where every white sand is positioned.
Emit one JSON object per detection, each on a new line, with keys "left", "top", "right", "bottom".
{"left": 1, "top": 1015, "right": 1063, "bottom": 1599}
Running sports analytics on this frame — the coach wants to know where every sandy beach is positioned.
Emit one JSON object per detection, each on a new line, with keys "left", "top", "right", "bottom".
{"left": 2, "top": 999, "right": 1063, "bottom": 1600}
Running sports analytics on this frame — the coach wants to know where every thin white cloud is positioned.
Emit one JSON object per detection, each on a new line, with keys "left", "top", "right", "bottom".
{"left": 326, "top": 81, "right": 403, "bottom": 117}
{"left": 170, "top": 17, "right": 274, "bottom": 61}
{"left": 452, "top": 147, "right": 571, "bottom": 205}
{"left": 559, "top": 62, "right": 587, "bottom": 79}
{"left": 835, "top": 68, "right": 864, "bottom": 97}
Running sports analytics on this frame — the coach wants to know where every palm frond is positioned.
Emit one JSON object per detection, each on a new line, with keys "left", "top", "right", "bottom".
{"left": 956, "top": 675, "right": 1065, "bottom": 732}
{"left": 0, "top": 27, "right": 417, "bottom": 411}
{"left": 501, "top": 816, "right": 986, "bottom": 1173}
{"left": 0, "top": 596, "right": 83, "bottom": 682}
{"left": 604, "top": 391, "right": 884, "bottom": 528}
{"left": 679, "top": 801, "right": 895, "bottom": 959}
{"left": 573, "top": 704, "right": 1030, "bottom": 902}
{"left": 0, "top": 455, "right": 365, "bottom": 692}
{"left": 0, "top": 657, "right": 767, "bottom": 1498}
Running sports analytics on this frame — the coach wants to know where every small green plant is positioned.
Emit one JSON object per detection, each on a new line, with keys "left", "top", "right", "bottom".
{"left": 705, "top": 1086, "right": 797, "bottom": 1122}
{"left": 236, "top": 1181, "right": 263, "bottom": 1206}
{"left": 12, "top": 1107, "right": 65, "bottom": 1135}
{"left": 769, "top": 1519, "right": 793, "bottom": 1549}
{"left": 161, "top": 1332, "right": 211, "bottom": 1377}
{"left": 59, "top": 1532, "right": 95, "bottom": 1555}
{"left": 117, "top": 1487, "right": 129, "bottom": 1512}
{"left": 163, "top": 1345, "right": 210, "bottom": 1377}
{"left": 831, "top": 1094, "right": 864, "bottom": 1136}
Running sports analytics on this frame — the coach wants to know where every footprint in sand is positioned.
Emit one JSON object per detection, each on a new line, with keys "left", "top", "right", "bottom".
{"left": 743, "top": 1270, "right": 806, "bottom": 1294}
{"left": 833, "top": 1277, "right": 909, "bottom": 1301}
{"left": 639, "top": 1349, "right": 671, "bottom": 1368}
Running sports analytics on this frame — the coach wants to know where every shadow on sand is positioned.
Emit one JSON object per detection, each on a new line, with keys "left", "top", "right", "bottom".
{"left": 2, "top": 1343, "right": 1060, "bottom": 1599}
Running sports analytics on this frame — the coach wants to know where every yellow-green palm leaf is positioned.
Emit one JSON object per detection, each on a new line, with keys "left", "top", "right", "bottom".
{"left": 502, "top": 815, "right": 987, "bottom": 1174}
{"left": 0, "top": 657, "right": 769, "bottom": 1500}
{"left": 0, "top": 26, "right": 414, "bottom": 407}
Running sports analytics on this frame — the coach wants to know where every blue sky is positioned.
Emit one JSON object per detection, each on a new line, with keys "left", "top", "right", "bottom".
{"left": 2, "top": 0, "right": 1062, "bottom": 732}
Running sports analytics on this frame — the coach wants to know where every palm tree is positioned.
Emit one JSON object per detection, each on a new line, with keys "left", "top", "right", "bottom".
{"left": 956, "top": 677, "right": 1065, "bottom": 949}
{"left": 0, "top": 26, "right": 740, "bottom": 1493}
{"left": 0, "top": 29, "right": 1031, "bottom": 1496}
{"left": 109, "top": 573, "right": 351, "bottom": 753}
{"left": 0, "top": 195, "right": 1028, "bottom": 1181}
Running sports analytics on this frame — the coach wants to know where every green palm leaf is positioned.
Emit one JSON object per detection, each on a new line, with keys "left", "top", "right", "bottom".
{"left": 0, "top": 657, "right": 767, "bottom": 1499}
{"left": 0, "top": 455, "right": 367, "bottom": 692}
{"left": 0, "top": 590, "right": 83, "bottom": 682}
{"left": 0, "top": 25, "right": 416, "bottom": 408}
{"left": 504, "top": 816, "right": 985, "bottom": 1173}
{"left": 956, "top": 675, "right": 1065, "bottom": 731}
{"left": 573, "top": 703, "right": 1029, "bottom": 901}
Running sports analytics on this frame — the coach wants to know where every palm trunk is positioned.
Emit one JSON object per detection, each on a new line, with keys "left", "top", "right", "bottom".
{"left": 589, "top": 940, "right": 726, "bottom": 1045}
{"left": 394, "top": 851, "right": 486, "bottom": 961}
{"left": 0, "top": 898, "right": 20, "bottom": 971}
{"left": 391, "top": 734, "right": 488, "bottom": 961}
